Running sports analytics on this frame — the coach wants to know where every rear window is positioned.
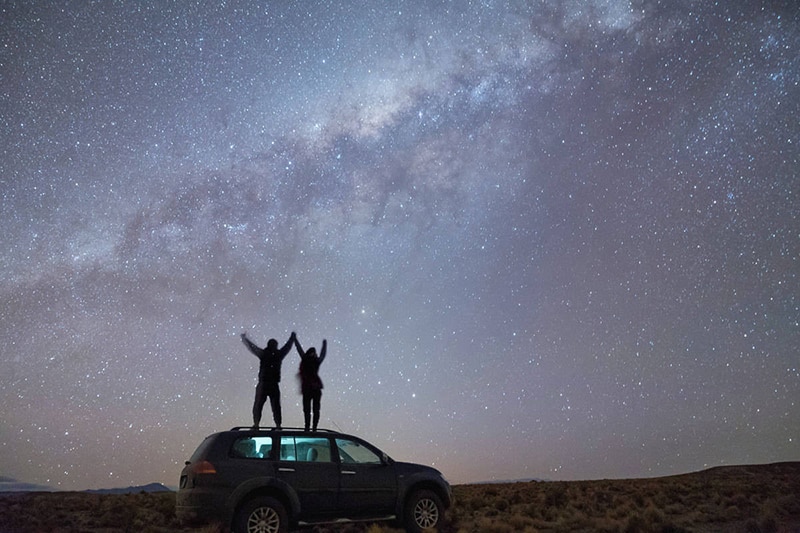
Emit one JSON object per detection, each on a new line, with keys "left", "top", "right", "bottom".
{"left": 188, "top": 435, "right": 216, "bottom": 462}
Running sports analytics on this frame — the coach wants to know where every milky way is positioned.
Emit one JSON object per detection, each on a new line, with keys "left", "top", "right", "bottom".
{"left": 1, "top": 1, "right": 798, "bottom": 490}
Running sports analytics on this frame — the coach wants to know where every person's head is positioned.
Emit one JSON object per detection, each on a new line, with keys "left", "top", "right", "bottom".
{"left": 307, "top": 348, "right": 316, "bottom": 357}
{"left": 267, "top": 339, "right": 278, "bottom": 350}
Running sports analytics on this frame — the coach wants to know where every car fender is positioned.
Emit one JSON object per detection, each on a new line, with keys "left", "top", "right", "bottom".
{"left": 394, "top": 470, "right": 450, "bottom": 515}
{"left": 226, "top": 476, "right": 301, "bottom": 519}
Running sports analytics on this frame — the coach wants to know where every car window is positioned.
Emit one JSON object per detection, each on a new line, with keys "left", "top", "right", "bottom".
{"left": 279, "top": 436, "right": 332, "bottom": 462}
{"left": 231, "top": 437, "right": 274, "bottom": 459}
{"left": 189, "top": 435, "right": 215, "bottom": 462}
{"left": 335, "top": 438, "right": 382, "bottom": 464}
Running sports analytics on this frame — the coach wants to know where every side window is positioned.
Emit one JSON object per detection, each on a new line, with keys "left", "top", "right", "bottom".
{"left": 279, "top": 437, "right": 332, "bottom": 462}
{"left": 253, "top": 437, "right": 274, "bottom": 460}
{"left": 231, "top": 437, "right": 274, "bottom": 459}
{"left": 335, "top": 438, "right": 382, "bottom": 464}
{"left": 279, "top": 437, "right": 297, "bottom": 461}
{"left": 231, "top": 438, "right": 257, "bottom": 458}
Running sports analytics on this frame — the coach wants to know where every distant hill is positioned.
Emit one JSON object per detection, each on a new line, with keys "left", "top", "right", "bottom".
{"left": 0, "top": 477, "right": 173, "bottom": 494}
{"left": 84, "top": 482, "right": 172, "bottom": 494}
{"left": 0, "top": 477, "right": 53, "bottom": 493}
{"left": 472, "top": 477, "right": 548, "bottom": 484}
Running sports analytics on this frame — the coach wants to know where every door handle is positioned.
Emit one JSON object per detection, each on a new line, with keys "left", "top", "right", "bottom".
{"left": 342, "top": 470, "right": 356, "bottom": 475}
{"left": 278, "top": 467, "right": 296, "bottom": 472}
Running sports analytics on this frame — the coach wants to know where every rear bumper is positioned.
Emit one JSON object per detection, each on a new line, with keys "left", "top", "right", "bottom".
{"left": 175, "top": 488, "right": 228, "bottom": 526}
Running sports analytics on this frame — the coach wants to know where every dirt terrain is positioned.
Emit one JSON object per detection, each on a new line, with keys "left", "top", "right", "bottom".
{"left": 0, "top": 462, "right": 798, "bottom": 532}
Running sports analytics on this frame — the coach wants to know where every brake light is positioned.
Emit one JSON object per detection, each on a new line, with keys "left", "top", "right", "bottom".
{"left": 192, "top": 460, "right": 217, "bottom": 474}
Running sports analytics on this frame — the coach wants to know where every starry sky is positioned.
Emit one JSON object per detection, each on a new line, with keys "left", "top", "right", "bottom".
{"left": 1, "top": 1, "right": 798, "bottom": 491}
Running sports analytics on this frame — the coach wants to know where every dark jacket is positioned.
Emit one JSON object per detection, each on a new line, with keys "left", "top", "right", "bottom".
{"left": 242, "top": 336, "right": 293, "bottom": 383}
{"left": 298, "top": 341, "right": 326, "bottom": 394}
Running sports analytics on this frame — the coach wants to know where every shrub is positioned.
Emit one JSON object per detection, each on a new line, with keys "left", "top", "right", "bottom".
{"left": 544, "top": 484, "right": 568, "bottom": 508}
{"left": 623, "top": 513, "right": 645, "bottom": 533}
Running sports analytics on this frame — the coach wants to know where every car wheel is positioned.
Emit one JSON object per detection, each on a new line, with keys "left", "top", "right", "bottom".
{"left": 234, "top": 496, "right": 288, "bottom": 533}
{"left": 404, "top": 489, "right": 444, "bottom": 532}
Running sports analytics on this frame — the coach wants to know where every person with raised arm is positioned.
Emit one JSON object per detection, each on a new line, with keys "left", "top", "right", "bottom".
{"left": 294, "top": 336, "right": 327, "bottom": 432}
{"left": 241, "top": 330, "right": 296, "bottom": 429}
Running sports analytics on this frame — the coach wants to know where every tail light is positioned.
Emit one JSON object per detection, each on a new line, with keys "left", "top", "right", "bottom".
{"left": 182, "top": 460, "right": 217, "bottom": 489}
{"left": 192, "top": 460, "right": 217, "bottom": 475}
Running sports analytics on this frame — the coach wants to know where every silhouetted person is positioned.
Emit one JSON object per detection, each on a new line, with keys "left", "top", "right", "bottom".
{"left": 241, "top": 331, "right": 296, "bottom": 429}
{"left": 295, "top": 336, "right": 327, "bottom": 431}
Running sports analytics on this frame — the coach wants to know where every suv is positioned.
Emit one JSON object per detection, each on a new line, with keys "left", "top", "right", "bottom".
{"left": 176, "top": 427, "right": 451, "bottom": 533}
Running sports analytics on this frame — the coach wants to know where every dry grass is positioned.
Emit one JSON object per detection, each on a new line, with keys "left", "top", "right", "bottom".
{"left": 444, "top": 462, "right": 800, "bottom": 533}
{"left": 0, "top": 490, "right": 199, "bottom": 533}
{"left": 1, "top": 462, "right": 798, "bottom": 533}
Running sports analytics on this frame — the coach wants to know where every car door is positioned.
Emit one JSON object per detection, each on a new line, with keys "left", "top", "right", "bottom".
{"left": 334, "top": 437, "right": 397, "bottom": 517}
{"left": 274, "top": 435, "right": 339, "bottom": 518}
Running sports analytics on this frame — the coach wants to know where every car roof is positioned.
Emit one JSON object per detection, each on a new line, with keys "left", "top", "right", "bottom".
{"left": 215, "top": 427, "right": 369, "bottom": 441}
{"left": 229, "top": 426, "right": 340, "bottom": 434}
{"left": 225, "top": 426, "right": 345, "bottom": 436}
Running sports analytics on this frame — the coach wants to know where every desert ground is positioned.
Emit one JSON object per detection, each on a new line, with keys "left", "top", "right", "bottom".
{"left": 0, "top": 462, "right": 797, "bottom": 533}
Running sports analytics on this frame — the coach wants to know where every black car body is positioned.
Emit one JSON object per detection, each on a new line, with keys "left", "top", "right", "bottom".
{"left": 176, "top": 427, "right": 451, "bottom": 533}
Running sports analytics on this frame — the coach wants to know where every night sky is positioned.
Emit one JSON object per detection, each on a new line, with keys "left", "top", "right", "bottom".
{"left": 2, "top": 1, "right": 798, "bottom": 491}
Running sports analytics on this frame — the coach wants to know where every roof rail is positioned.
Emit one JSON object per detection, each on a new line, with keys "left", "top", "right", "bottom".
{"left": 229, "top": 426, "right": 338, "bottom": 433}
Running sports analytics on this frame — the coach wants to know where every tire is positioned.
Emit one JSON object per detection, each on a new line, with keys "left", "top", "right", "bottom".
{"left": 233, "top": 496, "right": 288, "bottom": 533}
{"left": 404, "top": 489, "right": 444, "bottom": 532}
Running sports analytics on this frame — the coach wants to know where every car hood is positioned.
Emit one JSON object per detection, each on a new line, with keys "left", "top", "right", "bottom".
{"left": 393, "top": 461, "right": 446, "bottom": 479}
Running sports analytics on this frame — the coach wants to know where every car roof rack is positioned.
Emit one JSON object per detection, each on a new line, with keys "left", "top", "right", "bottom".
{"left": 230, "top": 426, "right": 338, "bottom": 434}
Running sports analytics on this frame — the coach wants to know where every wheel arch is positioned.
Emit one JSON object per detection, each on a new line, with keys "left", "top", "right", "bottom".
{"left": 227, "top": 478, "right": 300, "bottom": 526}
{"left": 397, "top": 479, "right": 451, "bottom": 516}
